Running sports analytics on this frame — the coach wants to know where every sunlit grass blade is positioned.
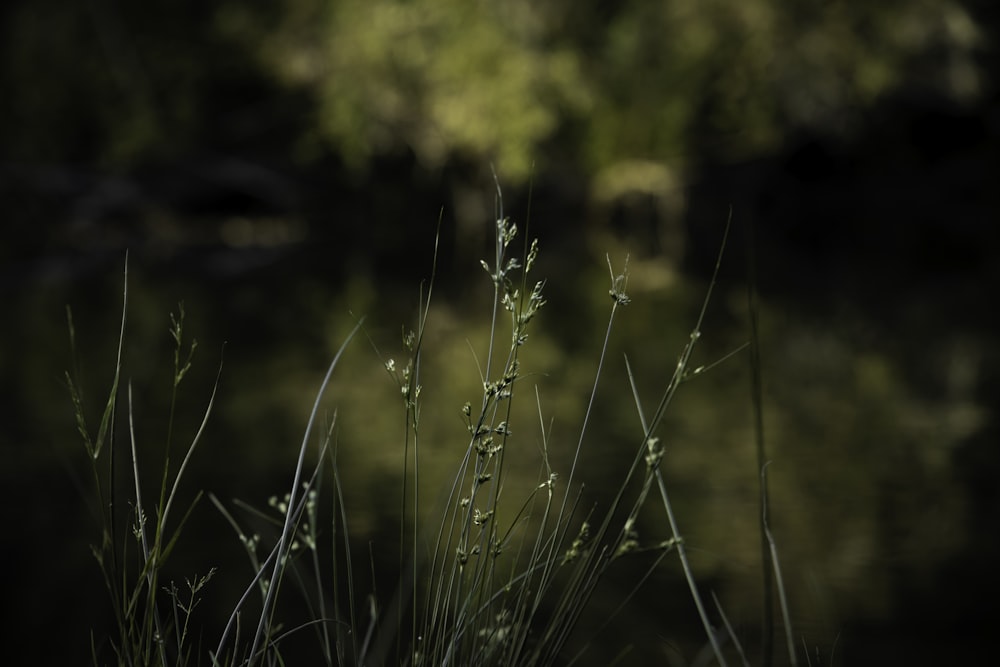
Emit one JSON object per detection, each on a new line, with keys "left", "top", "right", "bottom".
{"left": 245, "top": 320, "right": 363, "bottom": 666}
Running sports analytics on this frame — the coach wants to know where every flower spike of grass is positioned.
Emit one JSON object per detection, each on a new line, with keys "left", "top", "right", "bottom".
{"left": 71, "top": 255, "right": 234, "bottom": 667}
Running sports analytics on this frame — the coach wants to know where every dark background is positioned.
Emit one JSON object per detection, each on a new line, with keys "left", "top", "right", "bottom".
{"left": 2, "top": 1, "right": 998, "bottom": 664}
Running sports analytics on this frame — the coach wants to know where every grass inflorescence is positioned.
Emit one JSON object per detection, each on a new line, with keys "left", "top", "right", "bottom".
{"left": 70, "top": 196, "right": 797, "bottom": 666}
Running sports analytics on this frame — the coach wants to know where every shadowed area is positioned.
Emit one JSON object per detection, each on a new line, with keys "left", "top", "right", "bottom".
{"left": 2, "top": 1, "right": 998, "bottom": 665}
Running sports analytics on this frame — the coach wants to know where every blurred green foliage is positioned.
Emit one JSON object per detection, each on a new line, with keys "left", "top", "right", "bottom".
{"left": 3, "top": 0, "right": 982, "bottom": 181}
{"left": 266, "top": 0, "right": 984, "bottom": 180}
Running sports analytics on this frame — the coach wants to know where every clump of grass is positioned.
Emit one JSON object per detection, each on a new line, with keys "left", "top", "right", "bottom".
{"left": 71, "top": 196, "right": 798, "bottom": 666}
{"left": 67, "top": 257, "right": 222, "bottom": 666}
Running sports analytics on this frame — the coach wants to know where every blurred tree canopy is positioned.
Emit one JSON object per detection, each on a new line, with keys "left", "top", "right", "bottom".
{"left": 2, "top": 0, "right": 984, "bottom": 183}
